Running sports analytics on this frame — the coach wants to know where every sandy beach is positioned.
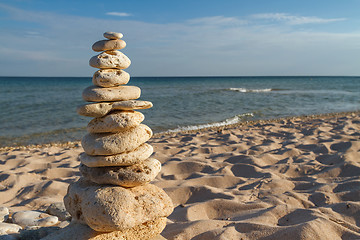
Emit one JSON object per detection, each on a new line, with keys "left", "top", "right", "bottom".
{"left": 1, "top": 111, "right": 359, "bottom": 239}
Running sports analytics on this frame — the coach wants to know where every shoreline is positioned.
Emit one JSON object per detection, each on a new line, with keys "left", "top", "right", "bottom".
{"left": 1, "top": 110, "right": 358, "bottom": 152}
{"left": 155, "top": 110, "right": 360, "bottom": 136}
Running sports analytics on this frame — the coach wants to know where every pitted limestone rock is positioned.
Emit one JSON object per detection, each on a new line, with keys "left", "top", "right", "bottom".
{"left": 41, "top": 218, "right": 167, "bottom": 240}
{"left": 80, "top": 158, "right": 161, "bottom": 187}
{"left": 92, "top": 69, "right": 130, "bottom": 87}
{"left": 64, "top": 179, "right": 173, "bottom": 232}
{"left": 82, "top": 124, "right": 152, "bottom": 155}
{"left": 77, "top": 101, "right": 153, "bottom": 117}
{"left": 87, "top": 111, "right": 144, "bottom": 133}
{"left": 89, "top": 51, "right": 131, "bottom": 69}
{"left": 82, "top": 85, "right": 141, "bottom": 102}
{"left": 80, "top": 143, "right": 153, "bottom": 167}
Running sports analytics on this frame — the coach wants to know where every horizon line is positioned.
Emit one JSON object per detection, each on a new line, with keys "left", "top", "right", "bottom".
{"left": 1, "top": 75, "right": 360, "bottom": 78}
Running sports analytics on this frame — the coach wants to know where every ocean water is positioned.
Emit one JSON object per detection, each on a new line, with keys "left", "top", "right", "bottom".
{"left": 0, "top": 76, "right": 359, "bottom": 147}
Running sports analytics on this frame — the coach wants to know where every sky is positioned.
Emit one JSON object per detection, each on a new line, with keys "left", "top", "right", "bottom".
{"left": 0, "top": 0, "right": 360, "bottom": 77}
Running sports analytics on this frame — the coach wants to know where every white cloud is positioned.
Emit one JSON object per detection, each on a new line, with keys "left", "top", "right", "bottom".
{"left": 187, "top": 16, "right": 247, "bottom": 25}
{"left": 251, "top": 13, "right": 346, "bottom": 25}
{"left": 106, "top": 12, "right": 132, "bottom": 17}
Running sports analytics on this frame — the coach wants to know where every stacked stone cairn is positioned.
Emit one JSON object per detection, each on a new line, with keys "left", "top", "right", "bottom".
{"left": 64, "top": 32, "right": 173, "bottom": 239}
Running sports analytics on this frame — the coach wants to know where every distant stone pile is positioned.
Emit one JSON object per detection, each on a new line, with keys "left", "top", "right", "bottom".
{"left": 64, "top": 32, "right": 173, "bottom": 239}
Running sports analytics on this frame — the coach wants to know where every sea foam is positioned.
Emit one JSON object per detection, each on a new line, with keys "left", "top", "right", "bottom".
{"left": 164, "top": 113, "right": 254, "bottom": 133}
{"left": 228, "top": 88, "right": 273, "bottom": 93}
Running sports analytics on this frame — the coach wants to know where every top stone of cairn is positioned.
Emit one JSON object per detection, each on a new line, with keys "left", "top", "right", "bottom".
{"left": 104, "top": 31, "right": 123, "bottom": 40}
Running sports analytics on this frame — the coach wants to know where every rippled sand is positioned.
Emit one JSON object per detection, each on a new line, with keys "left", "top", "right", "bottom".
{"left": 1, "top": 112, "right": 359, "bottom": 239}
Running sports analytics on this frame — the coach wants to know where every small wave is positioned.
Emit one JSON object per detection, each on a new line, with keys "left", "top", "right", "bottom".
{"left": 228, "top": 88, "right": 273, "bottom": 93}
{"left": 164, "top": 113, "right": 254, "bottom": 133}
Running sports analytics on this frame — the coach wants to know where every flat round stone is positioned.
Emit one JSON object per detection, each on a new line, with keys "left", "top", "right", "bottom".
{"left": 64, "top": 179, "right": 173, "bottom": 232}
{"left": 92, "top": 39, "right": 126, "bottom": 52}
{"left": 92, "top": 69, "right": 130, "bottom": 87}
{"left": 77, "top": 100, "right": 153, "bottom": 117}
{"left": 0, "top": 222, "right": 22, "bottom": 234}
{"left": 103, "top": 31, "right": 123, "bottom": 40}
{"left": 12, "top": 211, "right": 58, "bottom": 227}
{"left": 82, "top": 124, "right": 152, "bottom": 156}
{"left": 89, "top": 51, "right": 131, "bottom": 69}
{"left": 80, "top": 158, "right": 161, "bottom": 187}
{"left": 82, "top": 85, "right": 141, "bottom": 102}
{"left": 87, "top": 111, "right": 144, "bottom": 133}
{"left": 80, "top": 143, "right": 153, "bottom": 167}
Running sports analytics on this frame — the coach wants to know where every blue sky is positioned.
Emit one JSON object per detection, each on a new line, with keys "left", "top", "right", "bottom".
{"left": 0, "top": 0, "right": 360, "bottom": 76}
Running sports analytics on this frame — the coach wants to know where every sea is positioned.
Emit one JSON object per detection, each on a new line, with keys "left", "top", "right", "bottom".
{"left": 0, "top": 76, "right": 359, "bottom": 147}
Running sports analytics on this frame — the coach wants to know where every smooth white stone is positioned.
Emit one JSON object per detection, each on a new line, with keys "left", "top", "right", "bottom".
{"left": 103, "top": 32, "right": 123, "bottom": 40}
{"left": 0, "top": 207, "right": 9, "bottom": 223}
{"left": 92, "top": 39, "right": 126, "bottom": 52}
{"left": 12, "top": 211, "right": 58, "bottom": 227}
{"left": 0, "top": 222, "right": 21, "bottom": 234}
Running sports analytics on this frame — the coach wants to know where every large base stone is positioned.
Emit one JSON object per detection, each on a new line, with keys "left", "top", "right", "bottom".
{"left": 64, "top": 179, "right": 173, "bottom": 232}
{"left": 41, "top": 218, "right": 167, "bottom": 240}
